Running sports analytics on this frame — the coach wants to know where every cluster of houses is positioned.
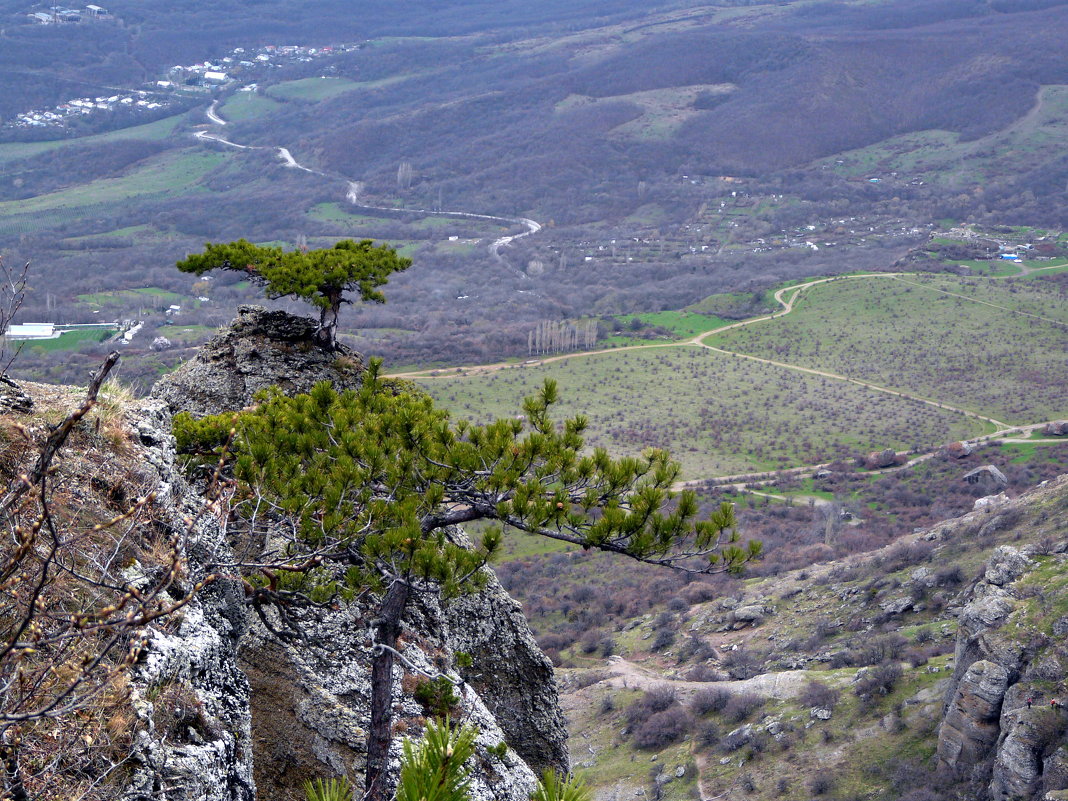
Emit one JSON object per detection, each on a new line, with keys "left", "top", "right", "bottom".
{"left": 7, "top": 91, "right": 171, "bottom": 130}
{"left": 4, "top": 37, "right": 361, "bottom": 133}
{"left": 25, "top": 3, "right": 111, "bottom": 24}
{"left": 163, "top": 42, "right": 360, "bottom": 91}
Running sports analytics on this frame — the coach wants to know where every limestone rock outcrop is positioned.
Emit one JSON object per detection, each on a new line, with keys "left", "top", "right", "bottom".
{"left": 151, "top": 305, "right": 364, "bottom": 415}
{"left": 119, "top": 400, "right": 255, "bottom": 801}
{"left": 140, "top": 307, "right": 567, "bottom": 801}
{"left": 938, "top": 538, "right": 1068, "bottom": 800}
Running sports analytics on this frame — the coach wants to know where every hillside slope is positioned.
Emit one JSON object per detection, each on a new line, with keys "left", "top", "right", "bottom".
{"left": 558, "top": 474, "right": 1068, "bottom": 801}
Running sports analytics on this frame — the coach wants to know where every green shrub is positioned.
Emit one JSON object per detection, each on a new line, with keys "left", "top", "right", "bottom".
{"left": 413, "top": 676, "right": 460, "bottom": 719}
{"left": 531, "top": 770, "right": 590, "bottom": 801}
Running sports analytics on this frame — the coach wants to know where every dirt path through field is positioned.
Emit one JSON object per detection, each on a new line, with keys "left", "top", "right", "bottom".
{"left": 602, "top": 656, "right": 815, "bottom": 701}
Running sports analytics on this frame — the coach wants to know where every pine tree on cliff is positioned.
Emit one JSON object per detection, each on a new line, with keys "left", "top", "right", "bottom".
{"left": 176, "top": 238, "right": 411, "bottom": 349}
{"left": 175, "top": 367, "right": 760, "bottom": 801}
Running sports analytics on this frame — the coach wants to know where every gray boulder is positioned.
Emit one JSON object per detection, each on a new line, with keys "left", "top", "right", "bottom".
{"left": 151, "top": 306, "right": 364, "bottom": 415}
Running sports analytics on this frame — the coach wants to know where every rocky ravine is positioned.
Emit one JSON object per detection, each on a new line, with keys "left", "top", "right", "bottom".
{"left": 121, "top": 307, "right": 568, "bottom": 801}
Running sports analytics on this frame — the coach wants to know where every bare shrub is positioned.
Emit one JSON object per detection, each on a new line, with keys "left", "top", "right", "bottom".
{"left": 808, "top": 770, "right": 834, "bottom": 796}
{"left": 799, "top": 681, "right": 840, "bottom": 710}
{"left": 697, "top": 721, "right": 721, "bottom": 748}
{"left": 632, "top": 706, "right": 691, "bottom": 750}
{"left": 855, "top": 663, "right": 903, "bottom": 699}
{"left": 722, "top": 647, "right": 761, "bottom": 679}
{"left": 934, "top": 565, "right": 964, "bottom": 587}
{"left": 626, "top": 686, "right": 677, "bottom": 727}
{"left": 723, "top": 693, "right": 765, "bottom": 723}
{"left": 651, "top": 628, "right": 676, "bottom": 652}
{"left": 691, "top": 686, "right": 731, "bottom": 715}
{"left": 685, "top": 664, "right": 720, "bottom": 682}
{"left": 666, "top": 596, "right": 689, "bottom": 612}
{"left": 569, "top": 670, "right": 608, "bottom": 691}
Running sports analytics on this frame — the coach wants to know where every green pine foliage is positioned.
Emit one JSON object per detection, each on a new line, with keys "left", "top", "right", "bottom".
{"left": 531, "top": 771, "right": 591, "bottom": 801}
{"left": 396, "top": 719, "right": 478, "bottom": 801}
{"left": 176, "top": 238, "right": 411, "bottom": 345}
{"left": 413, "top": 676, "right": 461, "bottom": 719}
{"left": 172, "top": 358, "right": 759, "bottom": 801}
{"left": 174, "top": 359, "right": 760, "bottom": 603}
{"left": 304, "top": 776, "right": 353, "bottom": 801}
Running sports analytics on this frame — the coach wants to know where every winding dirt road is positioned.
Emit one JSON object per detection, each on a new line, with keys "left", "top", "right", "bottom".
{"left": 194, "top": 103, "right": 541, "bottom": 264}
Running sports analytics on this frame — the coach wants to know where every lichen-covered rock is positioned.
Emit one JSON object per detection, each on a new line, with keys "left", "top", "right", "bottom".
{"left": 985, "top": 546, "right": 1033, "bottom": 587}
{"left": 120, "top": 400, "right": 255, "bottom": 801}
{"left": 731, "top": 604, "right": 767, "bottom": 625}
{"left": 151, "top": 306, "right": 364, "bottom": 415}
{"left": 447, "top": 576, "right": 569, "bottom": 776}
{"left": 147, "top": 306, "right": 567, "bottom": 801}
{"left": 240, "top": 572, "right": 561, "bottom": 801}
{"left": 990, "top": 685, "right": 1046, "bottom": 800}
{"left": 0, "top": 374, "right": 33, "bottom": 412}
{"left": 937, "top": 532, "right": 1068, "bottom": 800}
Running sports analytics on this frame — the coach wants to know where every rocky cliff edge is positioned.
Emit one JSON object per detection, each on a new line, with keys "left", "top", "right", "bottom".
{"left": 130, "top": 307, "right": 567, "bottom": 800}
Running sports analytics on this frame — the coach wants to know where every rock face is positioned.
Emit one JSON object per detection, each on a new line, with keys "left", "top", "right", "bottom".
{"left": 142, "top": 308, "right": 567, "bottom": 800}
{"left": 119, "top": 400, "right": 255, "bottom": 801}
{"left": 1043, "top": 421, "right": 1068, "bottom": 436}
{"left": 963, "top": 465, "right": 1009, "bottom": 492}
{"left": 447, "top": 580, "right": 569, "bottom": 775}
{"left": 151, "top": 305, "right": 364, "bottom": 415}
{"left": 945, "top": 440, "right": 975, "bottom": 458}
{"left": 937, "top": 544, "right": 1068, "bottom": 800}
{"left": 240, "top": 573, "right": 565, "bottom": 801}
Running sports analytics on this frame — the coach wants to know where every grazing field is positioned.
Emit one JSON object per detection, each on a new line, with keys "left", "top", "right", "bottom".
{"left": 415, "top": 346, "right": 984, "bottom": 479}
{"left": 912, "top": 272, "right": 1068, "bottom": 324}
{"left": 0, "top": 150, "right": 224, "bottom": 220}
{"left": 704, "top": 275, "right": 1068, "bottom": 424}
{"left": 77, "top": 287, "right": 186, "bottom": 310}
{"left": 18, "top": 327, "right": 115, "bottom": 353}
{"left": 0, "top": 113, "right": 186, "bottom": 165}
{"left": 600, "top": 310, "right": 733, "bottom": 345}
{"left": 219, "top": 92, "right": 284, "bottom": 121}
{"left": 158, "top": 325, "right": 218, "bottom": 345}
{"left": 265, "top": 77, "right": 362, "bottom": 102}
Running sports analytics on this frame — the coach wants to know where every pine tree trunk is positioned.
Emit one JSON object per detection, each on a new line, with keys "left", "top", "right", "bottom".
{"left": 318, "top": 295, "right": 341, "bottom": 350}
{"left": 365, "top": 579, "right": 411, "bottom": 801}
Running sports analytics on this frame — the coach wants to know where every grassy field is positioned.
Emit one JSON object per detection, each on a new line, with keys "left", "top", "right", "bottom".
{"left": 600, "top": 310, "right": 734, "bottom": 345}
{"left": 704, "top": 275, "right": 1068, "bottom": 425}
{"left": 0, "top": 150, "right": 225, "bottom": 222}
{"left": 0, "top": 112, "right": 186, "bottom": 165}
{"left": 19, "top": 327, "right": 115, "bottom": 353}
{"left": 415, "top": 346, "right": 984, "bottom": 479}
{"left": 265, "top": 77, "right": 362, "bottom": 102}
{"left": 909, "top": 273, "right": 1068, "bottom": 324}
{"left": 77, "top": 287, "right": 186, "bottom": 310}
{"left": 158, "top": 324, "right": 218, "bottom": 345}
{"left": 219, "top": 92, "right": 284, "bottom": 121}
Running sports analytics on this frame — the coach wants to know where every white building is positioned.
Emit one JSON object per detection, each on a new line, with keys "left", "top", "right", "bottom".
{"left": 5, "top": 324, "right": 57, "bottom": 340}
